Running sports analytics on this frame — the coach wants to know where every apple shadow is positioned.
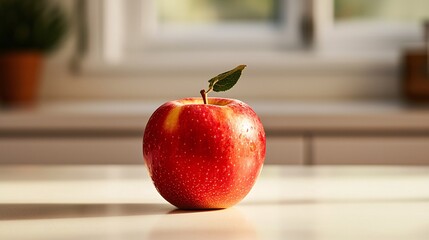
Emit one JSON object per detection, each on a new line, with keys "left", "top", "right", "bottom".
{"left": 167, "top": 208, "right": 224, "bottom": 215}
{"left": 0, "top": 203, "right": 174, "bottom": 221}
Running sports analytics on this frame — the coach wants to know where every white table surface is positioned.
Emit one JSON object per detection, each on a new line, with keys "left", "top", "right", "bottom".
{"left": 1, "top": 165, "right": 429, "bottom": 240}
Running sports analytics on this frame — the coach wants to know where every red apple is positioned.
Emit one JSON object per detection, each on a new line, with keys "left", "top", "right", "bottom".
{"left": 143, "top": 97, "right": 265, "bottom": 209}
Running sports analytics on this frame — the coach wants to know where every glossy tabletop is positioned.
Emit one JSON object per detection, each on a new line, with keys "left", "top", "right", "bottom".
{"left": 1, "top": 165, "right": 429, "bottom": 240}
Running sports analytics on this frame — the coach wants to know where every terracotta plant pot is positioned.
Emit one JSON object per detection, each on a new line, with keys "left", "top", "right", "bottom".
{"left": 0, "top": 52, "right": 43, "bottom": 106}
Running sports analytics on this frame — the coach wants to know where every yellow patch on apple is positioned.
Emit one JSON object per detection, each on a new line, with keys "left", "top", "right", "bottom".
{"left": 163, "top": 106, "right": 182, "bottom": 132}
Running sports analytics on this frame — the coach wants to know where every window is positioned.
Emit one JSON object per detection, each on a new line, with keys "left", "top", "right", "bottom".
{"left": 82, "top": 0, "right": 429, "bottom": 69}
{"left": 316, "top": 0, "right": 427, "bottom": 57}
{"left": 157, "top": 0, "right": 279, "bottom": 24}
{"left": 334, "top": 0, "right": 429, "bottom": 22}
{"left": 83, "top": 0, "right": 305, "bottom": 68}
{"left": 129, "top": 0, "right": 292, "bottom": 51}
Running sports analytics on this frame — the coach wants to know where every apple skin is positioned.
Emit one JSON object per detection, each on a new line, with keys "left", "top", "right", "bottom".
{"left": 143, "top": 97, "right": 265, "bottom": 209}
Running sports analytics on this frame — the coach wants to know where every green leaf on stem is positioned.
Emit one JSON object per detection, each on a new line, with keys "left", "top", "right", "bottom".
{"left": 208, "top": 65, "right": 246, "bottom": 92}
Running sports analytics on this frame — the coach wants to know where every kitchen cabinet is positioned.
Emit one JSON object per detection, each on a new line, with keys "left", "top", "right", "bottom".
{"left": 313, "top": 136, "right": 429, "bottom": 165}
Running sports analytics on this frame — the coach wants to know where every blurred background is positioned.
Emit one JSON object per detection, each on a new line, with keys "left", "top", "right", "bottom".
{"left": 1, "top": 0, "right": 429, "bottom": 165}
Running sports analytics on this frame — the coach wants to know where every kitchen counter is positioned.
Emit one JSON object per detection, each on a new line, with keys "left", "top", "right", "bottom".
{"left": 1, "top": 100, "right": 429, "bottom": 133}
{"left": 1, "top": 165, "right": 429, "bottom": 239}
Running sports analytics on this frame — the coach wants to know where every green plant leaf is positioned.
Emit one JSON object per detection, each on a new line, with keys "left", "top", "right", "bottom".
{"left": 208, "top": 65, "right": 246, "bottom": 92}
{"left": 0, "top": 0, "right": 68, "bottom": 52}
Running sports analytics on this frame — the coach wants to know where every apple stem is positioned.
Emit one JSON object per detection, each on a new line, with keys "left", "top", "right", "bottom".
{"left": 200, "top": 89, "right": 208, "bottom": 104}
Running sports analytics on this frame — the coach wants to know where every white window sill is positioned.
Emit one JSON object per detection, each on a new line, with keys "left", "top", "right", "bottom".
{"left": 80, "top": 49, "right": 399, "bottom": 76}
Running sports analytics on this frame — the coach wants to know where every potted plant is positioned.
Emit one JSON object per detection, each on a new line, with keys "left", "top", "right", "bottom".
{"left": 0, "top": 0, "right": 67, "bottom": 106}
